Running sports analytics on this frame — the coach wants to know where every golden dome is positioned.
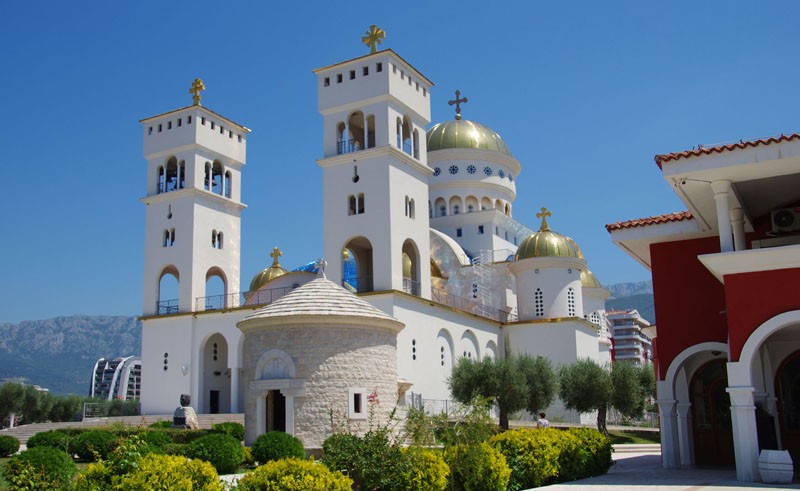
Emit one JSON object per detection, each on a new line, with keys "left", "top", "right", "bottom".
{"left": 581, "top": 269, "right": 602, "bottom": 288}
{"left": 427, "top": 119, "right": 512, "bottom": 156}
{"left": 249, "top": 247, "right": 288, "bottom": 292}
{"left": 402, "top": 253, "right": 412, "bottom": 278}
{"left": 515, "top": 208, "right": 583, "bottom": 260}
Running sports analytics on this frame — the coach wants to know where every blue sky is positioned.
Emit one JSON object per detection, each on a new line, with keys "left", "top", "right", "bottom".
{"left": 2, "top": 1, "right": 799, "bottom": 323}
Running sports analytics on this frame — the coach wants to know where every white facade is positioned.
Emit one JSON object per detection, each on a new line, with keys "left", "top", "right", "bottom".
{"left": 607, "top": 309, "right": 653, "bottom": 366}
{"left": 138, "top": 47, "right": 612, "bottom": 442}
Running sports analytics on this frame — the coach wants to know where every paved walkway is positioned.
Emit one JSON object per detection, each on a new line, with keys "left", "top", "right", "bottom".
{"left": 538, "top": 450, "right": 798, "bottom": 490}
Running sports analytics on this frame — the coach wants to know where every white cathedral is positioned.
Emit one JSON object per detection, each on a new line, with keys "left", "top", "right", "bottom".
{"left": 138, "top": 36, "right": 612, "bottom": 447}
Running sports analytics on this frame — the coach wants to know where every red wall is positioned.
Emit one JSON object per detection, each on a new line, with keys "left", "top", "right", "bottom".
{"left": 650, "top": 237, "right": 728, "bottom": 380}
{"left": 725, "top": 268, "right": 800, "bottom": 361}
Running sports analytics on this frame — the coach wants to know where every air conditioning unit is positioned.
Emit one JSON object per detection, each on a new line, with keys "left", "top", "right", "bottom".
{"left": 771, "top": 207, "right": 800, "bottom": 233}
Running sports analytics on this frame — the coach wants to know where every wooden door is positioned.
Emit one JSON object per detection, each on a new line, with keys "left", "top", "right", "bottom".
{"left": 691, "top": 359, "right": 734, "bottom": 467}
{"left": 776, "top": 351, "right": 800, "bottom": 470}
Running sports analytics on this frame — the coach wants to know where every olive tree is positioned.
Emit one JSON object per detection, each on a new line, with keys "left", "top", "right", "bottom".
{"left": 558, "top": 359, "right": 612, "bottom": 434}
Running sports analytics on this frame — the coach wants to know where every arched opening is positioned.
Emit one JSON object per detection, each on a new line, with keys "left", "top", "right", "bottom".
{"left": 412, "top": 128, "right": 420, "bottom": 158}
{"left": 485, "top": 341, "right": 498, "bottom": 361}
{"left": 204, "top": 162, "right": 212, "bottom": 191}
{"left": 690, "top": 359, "right": 734, "bottom": 467}
{"left": 336, "top": 121, "right": 347, "bottom": 154}
{"left": 449, "top": 196, "right": 463, "bottom": 216}
{"left": 460, "top": 331, "right": 479, "bottom": 360}
{"left": 776, "top": 350, "right": 800, "bottom": 467}
{"left": 157, "top": 166, "right": 165, "bottom": 194}
{"left": 347, "top": 111, "right": 365, "bottom": 152}
{"left": 224, "top": 171, "right": 232, "bottom": 198}
{"left": 343, "top": 236, "right": 373, "bottom": 293}
{"left": 402, "top": 115, "right": 412, "bottom": 155}
{"left": 465, "top": 196, "right": 478, "bottom": 213}
{"left": 434, "top": 197, "right": 447, "bottom": 217}
{"left": 201, "top": 333, "right": 230, "bottom": 414}
{"left": 365, "top": 115, "right": 375, "bottom": 149}
{"left": 481, "top": 197, "right": 492, "bottom": 211}
{"left": 436, "top": 330, "right": 455, "bottom": 386}
{"left": 204, "top": 268, "right": 227, "bottom": 310}
{"left": 428, "top": 200, "right": 432, "bottom": 219}
{"left": 505, "top": 203, "right": 511, "bottom": 216}
{"left": 495, "top": 199, "right": 503, "bottom": 210}
{"left": 211, "top": 160, "right": 224, "bottom": 195}
{"left": 395, "top": 117, "right": 402, "bottom": 149}
{"left": 165, "top": 156, "right": 179, "bottom": 192}
{"left": 178, "top": 160, "right": 185, "bottom": 189}
{"left": 157, "top": 266, "right": 179, "bottom": 315}
{"left": 402, "top": 239, "right": 420, "bottom": 296}
{"left": 217, "top": 231, "right": 224, "bottom": 250}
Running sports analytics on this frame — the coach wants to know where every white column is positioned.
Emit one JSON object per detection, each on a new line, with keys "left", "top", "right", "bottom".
{"left": 730, "top": 207, "right": 746, "bottom": 251}
{"left": 657, "top": 399, "right": 680, "bottom": 469}
{"left": 230, "top": 368, "right": 239, "bottom": 413}
{"left": 726, "top": 384, "right": 760, "bottom": 482}
{"left": 710, "top": 180, "right": 734, "bottom": 253}
{"left": 255, "top": 395, "right": 265, "bottom": 437}
{"left": 676, "top": 402, "right": 694, "bottom": 468}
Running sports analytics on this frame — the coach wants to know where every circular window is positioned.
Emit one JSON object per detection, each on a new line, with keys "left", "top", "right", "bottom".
{"left": 498, "top": 170, "right": 505, "bottom": 178}
{"left": 483, "top": 166, "right": 492, "bottom": 176}
{"left": 449, "top": 165, "right": 459, "bottom": 175}
{"left": 433, "top": 167, "right": 441, "bottom": 177}
{"left": 467, "top": 164, "right": 476, "bottom": 174}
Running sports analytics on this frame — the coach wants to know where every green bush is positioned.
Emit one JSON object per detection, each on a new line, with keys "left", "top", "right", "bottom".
{"left": 164, "top": 428, "right": 208, "bottom": 444}
{"left": 320, "top": 433, "right": 360, "bottom": 476}
{"left": 162, "top": 443, "right": 189, "bottom": 456}
{"left": 116, "top": 453, "right": 223, "bottom": 491}
{"left": 2, "top": 446, "right": 77, "bottom": 490}
{"left": 398, "top": 447, "right": 449, "bottom": 491}
{"left": 149, "top": 419, "right": 172, "bottom": 429}
{"left": 25, "top": 429, "right": 71, "bottom": 452}
{"left": 242, "top": 446, "right": 256, "bottom": 467}
{"left": 489, "top": 428, "right": 562, "bottom": 490}
{"left": 566, "top": 428, "right": 613, "bottom": 479}
{"left": 446, "top": 443, "right": 510, "bottom": 491}
{"left": 321, "top": 430, "right": 406, "bottom": 490}
{"left": 139, "top": 430, "right": 172, "bottom": 449}
{"left": 237, "top": 458, "right": 352, "bottom": 491}
{"left": 252, "top": 431, "right": 305, "bottom": 463}
{"left": 186, "top": 432, "right": 245, "bottom": 474}
{"left": 70, "top": 429, "right": 119, "bottom": 461}
{"left": 0, "top": 435, "right": 20, "bottom": 457}
{"left": 212, "top": 421, "right": 245, "bottom": 441}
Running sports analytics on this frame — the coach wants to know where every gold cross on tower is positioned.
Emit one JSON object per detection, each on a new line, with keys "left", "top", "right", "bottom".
{"left": 189, "top": 78, "right": 206, "bottom": 106}
{"left": 362, "top": 25, "right": 385, "bottom": 54}
{"left": 448, "top": 90, "right": 469, "bottom": 120}
{"left": 270, "top": 246, "right": 283, "bottom": 266}
{"left": 536, "top": 207, "right": 552, "bottom": 231}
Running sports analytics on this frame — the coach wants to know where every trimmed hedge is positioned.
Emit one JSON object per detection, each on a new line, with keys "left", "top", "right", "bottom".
{"left": 117, "top": 453, "right": 223, "bottom": 491}
{"left": 237, "top": 458, "right": 352, "bottom": 491}
{"left": 162, "top": 443, "right": 189, "bottom": 456}
{"left": 139, "top": 429, "right": 172, "bottom": 449}
{"left": 148, "top": 420, "right": 172, "bottom": 429}
{"left": 252, "top": 431, "right": 305, "bottom": 464}
{"left": 0, "top": 435, "right": 20, "bottom": 457}
{"left": 2, "top": 446, "right": 77, "bottom": 490}
{"left": 446, "top": 443, "right": 510, "bottom": 491}
{"left": 25, "top": 429, "right": 71, "bottom": 452}
{"left": 399, "top": 447, "right": 449, "bottom": 491}
{"left": 212, "top": 421, "right": 245, "bottom": 441}
{"left": 186, "top": 432, "right": 245, "bottom": 474}
{"left": 69, "top": 429, "right": 119, "bottom": 461}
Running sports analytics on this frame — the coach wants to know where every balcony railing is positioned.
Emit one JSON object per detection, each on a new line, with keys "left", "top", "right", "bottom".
{"left": 342, "top": 275, "right": 373, "bottom": 294}
{"left": 156, "top": 299, "right": 179, "bottom": 315}
{"left": 195, "top": 286, "right": 297, "bottom": 312}
{"left": 402, "top": 278, "right": 421, "bottom": 296}
{"left": 431, "top": 287, "right": 517, "bottom": 323}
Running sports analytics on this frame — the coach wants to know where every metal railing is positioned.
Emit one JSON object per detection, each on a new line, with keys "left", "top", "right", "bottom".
{"left": 404, "top": 393, "right": 499, "bottom": 419}
{"left": 156, "top": 299, "right": 179, "bottom": 315}
{"left": 402, "top": 278, "right": 421, "bottom": 296}
{"left": 195, "top": 286, "right": 297, "bottom": 312}
{"left": 342, "top": 275, "right": 373, "bottom": 293}
{"left": 337, "top": 139, "right": 362, "bottom": 155}
{"left": 431, "top": 287, "right": 517, "bottom": 323}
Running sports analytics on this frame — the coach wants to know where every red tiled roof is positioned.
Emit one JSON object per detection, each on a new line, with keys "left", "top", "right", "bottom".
{"left": 605, "top": 211, "right": 693, "bottom": 232}
{"left": 655, "top": 133, "right": 800, "bottom": 168}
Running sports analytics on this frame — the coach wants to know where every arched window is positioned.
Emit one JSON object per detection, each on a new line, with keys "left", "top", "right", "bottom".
{"left": 178, "top": 160, "right": 186, "bottom": 189}
{"left": 343, "top": 237, "right": 373, "bottom": 293}
{"left": 408, "top": 198, "right": 415, "bottom": 219}
{"left": 204, "top": 268, "right": 227, "bottom": 309}
{"left": 534, "top": 288, "right": 544, "bottom": 318}
{"left": 396, "top": 117, "right": 403, "bottom": 149}
{"left": 204, "top": 162, "right": 212, "bottom": 191}
{"left": 158, "top": 266, "right": 179, "bottom": 314}
{"left": 336, "top": 121, "right": 347, "bottom": 154}
{"left": 170, "top": 228, "right": 175, "bottom": 246}
{"left": 217, "top": 231, "right": 223, "bottom": 249}
{"left": 348, "top": 195, "right": 357, "bottom": 216}
{"left": 211, "top": 230, "right": 217, "bottom": 248}
{"left": 357, "top": 193, "right": 365, "bottom": 214}
{"left": 481, "top": 197, "right": 492, "bottom": 210}
{"left": 434, "top": 197, "right": 447, "bottom": 217}
{"left": 224, "top": 171, "right": 232, "bottom": 198}
{"left": 211, "top": 161, "right": 224, "bottom": 195}
{"left": 567, "top": 287, "right": 576, "bottom": 316}
{"left": 165, "top": 157, "right": 178, "bottom": 192}
{"left": 412, "top": 129, "right": 420, "bottom": 158}
{"left": 157, "top": 166, "right": 165, "bottom": 194}
{"left": 402, "top": 116, "right": 412, "bottom": 155}
{"left": 365, "top": 114, "right": 375, "bottom": 149}
{"left": 163, "top": 229, "right": 170, "bottom": 247}
{"left": 449, "top": 196, "right": 463, "bottom": 216}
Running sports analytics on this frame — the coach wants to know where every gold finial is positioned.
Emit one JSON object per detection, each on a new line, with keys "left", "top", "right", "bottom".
{"left": 269, "top": 246, "right": 283, "bottom": 267}
{"left": 342, "top": 248, "right": 351, "bottom": 260}
{"left": 448, "top": 90, "right": 468, "bottom": 120}
{"left": 189, "top": 78, "right": 206, "bottom": 106}
{"left": 362, "top": 25, "right": 385, "bottom": 54}
{"left": 536, "top": 207, "right": 552, "bottom": 231}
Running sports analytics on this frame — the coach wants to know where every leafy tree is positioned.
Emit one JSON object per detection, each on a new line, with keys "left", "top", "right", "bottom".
{"left": 0, "top": 383, "right": 24, "bottom": 426}
{"left": 518, "top": 355, "right": 558, "bottom": 415}
{"left": 559, "top": 359, "right": 612, "bottom": 434}
{"left": 610, "top": 362, "right": 642, "bottom": 419}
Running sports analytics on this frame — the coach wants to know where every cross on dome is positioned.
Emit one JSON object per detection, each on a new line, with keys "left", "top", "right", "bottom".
{"left": 189, "top": 78, "right": 205, "bottom": 106}
{"left": 448, "top": 90, "right": 468, "bottom": 120}
{"left": 270, "top": 246, "right": 283, "bottom": 266}
{"left": 536, "top": 207, "right": 552, "bottom": 231}
{"left": 361, "top": 25, "right": 385, "bottom": 54}
{"left": 315, "top": 257, "right": 327, "bottom": 278}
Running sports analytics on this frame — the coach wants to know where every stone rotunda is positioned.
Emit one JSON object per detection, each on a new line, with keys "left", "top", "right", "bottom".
{"left": 237, "top": 276, "right": 405, "bottom": 448}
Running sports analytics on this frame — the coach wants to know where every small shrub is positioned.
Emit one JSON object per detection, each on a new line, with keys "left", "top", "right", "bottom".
{"left": 446, "top": 443, "right": 510, "bottom": 491}
{"left": 212, "top": 421, "right": 245, "bottom": 441}
{"left": 252, "top": 431, "right": 305, "bottom": 463}
{"left": 489, "top": 428, "right": 561, "bottom": 490}
{"left": 162, "top": 443, "right": 189, "bottom": 456}
{"left": 71, "top": 461, "right": 113, "bottom": 491}
{"left": 25, "top": 429, "right": 71, "bottom": 452}
{"left": 139, "top": 430, "right": 172, "bottom": 449}
{"left": 70, "top": 429, "right": 119, "bottom": 461}
{"left": 187, "top": 432, "right": 245, "bottom": 474}
{"left": 567, "top": 427, "right": 613, "bottom": 478}
{"left": 148, "top": 419, "right": 172, "bottom": 429}
{"left": 2, "top": 446, "right": 77, "bottom": 490}
{"left": 0, "top": 435, "right": 20, "bottom": 457}
{"left": 398, "top": 447, "right": 449, "bottom": 491}
{"left": 116, "top": 453, "right": 223, "bottom": 491}
{"left": 242, "top": 446, "right": 256, "bottom": 467}
{"left": 165, "top": 428, "right": 208, "bottom": 444}
{"left": 321, "top": 430, "right": 405, "bottom": 490}
{"left": 237, "top": 458, "right": 352, "bottom": 491}
{"left": 320, "top": 433, "right": 360, "bottom": 476}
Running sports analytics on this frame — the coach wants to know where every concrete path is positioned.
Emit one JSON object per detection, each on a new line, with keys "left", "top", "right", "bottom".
{"left": 537, "top": 450, "right": 798, "bottom": 490}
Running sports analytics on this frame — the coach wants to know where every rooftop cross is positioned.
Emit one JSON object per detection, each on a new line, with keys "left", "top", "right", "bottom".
{"left": 448, "top": 90, "right": 468, "bottom": 120}
{"left": 315, "top": 257, "right": 328, "bottom": 278}
{"left": 270, "top": 247, "right": 282, "bottom": 266}
{"left": 189, "top": 78, "right": 206, "bottom": 106}
{"left": 362, "top": 25, "right": 385, "bottom": 54}
{"left": 536, "top": 207, "right": 552, "bottom": 231}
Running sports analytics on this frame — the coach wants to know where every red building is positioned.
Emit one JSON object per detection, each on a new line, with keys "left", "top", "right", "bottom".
{"left": 608, "top": 134, "right": 800, "bottom": 481}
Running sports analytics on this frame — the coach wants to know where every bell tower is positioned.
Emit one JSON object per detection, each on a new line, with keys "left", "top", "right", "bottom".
{"left": 314, "top": 31, "right": 433, "bottom": 298}
{"left": 140, "top": 79, "right": 249, "bottom": 315}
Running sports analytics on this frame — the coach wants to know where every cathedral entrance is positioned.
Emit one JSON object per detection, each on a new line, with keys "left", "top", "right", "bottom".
{"left": 691, "top": 359, "right": 734, "bottom": 467}
{"left": 776, "top": 350, "right": 800, "bottom": 469}
{"left": 266, "top": 390, "right": 286, "bottom": 432}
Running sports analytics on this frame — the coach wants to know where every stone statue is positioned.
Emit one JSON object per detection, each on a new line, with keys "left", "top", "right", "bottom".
{"left": 171, "top": 393, "right": 199, "bottom": 429}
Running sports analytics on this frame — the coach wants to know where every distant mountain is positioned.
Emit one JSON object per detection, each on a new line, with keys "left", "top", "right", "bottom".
{"left": 605, "top": 280, "right": 653, "bottom": 299}
{"left": 0, "top": 316, "right": 140, "bottom": 396}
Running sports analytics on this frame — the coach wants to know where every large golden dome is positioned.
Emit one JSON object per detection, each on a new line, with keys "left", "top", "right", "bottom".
{"left": 249, "top": 247, "right": 288, "bottom": 292}
{"left": 427, "top": 119, "right": 512, "bottom": 156}
{"left": 515, "top": 208, "right": 583, "bottom": 260}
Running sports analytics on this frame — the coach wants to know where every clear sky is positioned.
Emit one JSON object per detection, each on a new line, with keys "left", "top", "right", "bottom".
{"left": 2, "top": 1, "right": 799, "bottom": 323}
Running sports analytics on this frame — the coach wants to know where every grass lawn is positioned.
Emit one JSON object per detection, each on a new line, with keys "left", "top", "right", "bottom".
{"left": 608, "top": 430, "right": 661, "bottom": 445}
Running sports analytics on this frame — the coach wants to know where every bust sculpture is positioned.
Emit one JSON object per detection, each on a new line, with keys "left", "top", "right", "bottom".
{"left": 171, "top": 393, "right": 199, "bottom": 430}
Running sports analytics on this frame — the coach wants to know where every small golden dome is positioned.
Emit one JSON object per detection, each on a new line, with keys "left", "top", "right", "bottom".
{"left": 515, "top": 208, "right": 583, "bottom": 260}
{"left": 581, "top": 269, "right": 602, "bottom": 288}
{"left": 249, "top": 247, "right": 288, "bottom": 292}
{"left": 402, "top": 253, "right": 412, "bottom": 278}
{"left": 426, "top": 119, "right": 512, "bottom": 156}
